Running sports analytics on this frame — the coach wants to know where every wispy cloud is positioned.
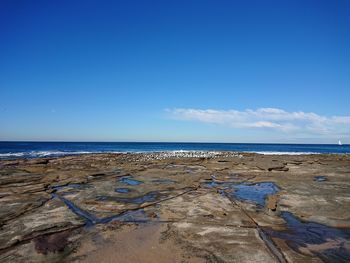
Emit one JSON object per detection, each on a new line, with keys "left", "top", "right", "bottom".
{"left": 167, "top": 108, "right": 350, "bottom": 136}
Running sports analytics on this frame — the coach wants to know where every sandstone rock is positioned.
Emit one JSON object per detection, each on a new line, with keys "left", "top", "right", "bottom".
{"left": 0, "top": 153, "right": 349, "bottom": 263}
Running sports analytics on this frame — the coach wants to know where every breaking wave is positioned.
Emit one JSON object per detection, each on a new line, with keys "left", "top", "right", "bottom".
{"left": 0, "top": 151, "right": 95, "bottom": 159}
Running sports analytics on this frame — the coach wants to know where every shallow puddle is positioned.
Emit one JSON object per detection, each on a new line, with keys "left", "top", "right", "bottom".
{"left": 231, "top": 182, "right": 279, "bottom": 206}
{"left": 264, "top": 212, "right": 350, "bottom": 263}
{"left": 115, "top": 188, "right": 132, "bottom": 193}
{"left": 204, "top": 181, "right": 222, "bottom": 188}
{"left": 53, "top": 193, "right": 151, "bottom": 226}
{"left": 314, "top": 176, "right": 328, "bottom": 182}
{"left": 53, "top": 193, "right": 99, "bottom": 225}
{"left": 119, "top": 176, "right": 143, "bottom": 186}
{"left": 203, "top": 179, "right": 279, "bottom": 207}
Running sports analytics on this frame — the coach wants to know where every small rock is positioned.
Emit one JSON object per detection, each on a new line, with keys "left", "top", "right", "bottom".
{"left": 266, "top": 194, "right": 278, "bottom": 211}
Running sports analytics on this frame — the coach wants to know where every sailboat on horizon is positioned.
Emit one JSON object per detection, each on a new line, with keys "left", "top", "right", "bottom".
{"left": 338, "top": 140, "right": 342, "bottom": 146}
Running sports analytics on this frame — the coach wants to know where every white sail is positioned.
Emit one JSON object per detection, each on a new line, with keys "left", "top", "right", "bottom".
{"left": 338, "top": 140, "right": 342, "bottom": 146}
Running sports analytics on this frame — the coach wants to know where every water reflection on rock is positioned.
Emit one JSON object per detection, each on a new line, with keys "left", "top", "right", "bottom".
{"left": 265, "top": 212, "right": 350, "bottom": 263}
{"left": 53, "top": 193, "right": 151, "bottom": 226}
{"left": 203, "top": 179, "right": 279, "bottom": 207}
{"left": 314, "top": 176, "right": 328, "bottom": 182}
{"left": 115, "top": 188, "right": 132, "bottom": 193}
{"left": 231, "top": 182, "right": 279, "bottom": 207}
{"left": 118, "top": 176, "right": 143, "bottom": 186}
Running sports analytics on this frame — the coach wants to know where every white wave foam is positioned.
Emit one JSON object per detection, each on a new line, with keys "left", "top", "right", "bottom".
{"left": 0, "top": 152, "right": 26, "bottom": 157}
{"left": 0, "top": 149, "right": 345, "bottom": 159}
{"left": 0, "top": 151, "right": 94, "bottom": 158}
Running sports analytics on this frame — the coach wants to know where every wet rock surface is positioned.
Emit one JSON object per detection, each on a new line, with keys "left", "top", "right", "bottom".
{"left": 0, "top": 152, "right": 349, "bottom": 262}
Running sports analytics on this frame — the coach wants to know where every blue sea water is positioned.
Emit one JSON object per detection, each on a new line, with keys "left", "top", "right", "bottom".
{"left": 0, "top": 141, "right": 349, "bottom": 159}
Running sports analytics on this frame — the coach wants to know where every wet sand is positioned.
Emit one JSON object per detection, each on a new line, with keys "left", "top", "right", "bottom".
{"left": 0, "top": 152, "right": 349, "bottom": 262}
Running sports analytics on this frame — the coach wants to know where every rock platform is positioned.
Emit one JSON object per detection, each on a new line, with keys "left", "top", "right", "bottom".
{"left": 0, "top": 152, "right": 349, "bottom": 262}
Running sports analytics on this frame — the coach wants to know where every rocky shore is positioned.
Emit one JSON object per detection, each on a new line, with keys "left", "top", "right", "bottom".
{"left": 0, "top": 152, "right": 349, "bottom": 262}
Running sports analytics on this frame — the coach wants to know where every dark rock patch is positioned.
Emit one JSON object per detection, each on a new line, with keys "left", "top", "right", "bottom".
{"left": 268, "top": 166, "right": 289, "bottom": 172}
{"left": 34, "top": 229, "right": 72, "bottom": 254}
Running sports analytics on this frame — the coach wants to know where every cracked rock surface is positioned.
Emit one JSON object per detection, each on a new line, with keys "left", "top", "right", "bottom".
{"left": 0, "top": 152, "right": 349, "bottom": 262}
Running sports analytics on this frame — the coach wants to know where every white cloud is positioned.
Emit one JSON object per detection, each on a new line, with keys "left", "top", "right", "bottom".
{"left": 167, "top": 107, "right": 350, "bottom": 136}
{"left": 332, "top": 116, "right": 350, "bottom": 124}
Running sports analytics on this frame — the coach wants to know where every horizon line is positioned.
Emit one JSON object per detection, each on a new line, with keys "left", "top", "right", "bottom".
{"left": 0, "top": 140, "right": 347, "bottom": 145}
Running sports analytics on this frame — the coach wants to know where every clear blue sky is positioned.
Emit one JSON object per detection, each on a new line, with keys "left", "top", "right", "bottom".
{"left": 1, "top": 0, "right": 350, "bottom": 143}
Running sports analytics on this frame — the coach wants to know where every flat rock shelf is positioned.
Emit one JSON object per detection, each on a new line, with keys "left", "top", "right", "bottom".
{"left": 0, "top": 152, "right": 349, "bottom": 263}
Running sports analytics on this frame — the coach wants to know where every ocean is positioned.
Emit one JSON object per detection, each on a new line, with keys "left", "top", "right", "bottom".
{"left": 0, "top": 141, "right": 349, "bottom": 159}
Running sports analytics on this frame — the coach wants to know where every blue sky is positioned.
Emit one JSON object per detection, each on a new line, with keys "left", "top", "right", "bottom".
{"left": 1, "top": 0, "right": 350, "bottom": 143}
